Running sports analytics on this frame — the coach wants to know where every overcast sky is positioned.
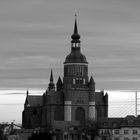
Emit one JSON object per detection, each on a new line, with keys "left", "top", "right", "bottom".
{"left": 0, "top": 0, "right": 140, "bottom": 123}
{"left": 0, "top": 0, "right": 140, "bottom": 90}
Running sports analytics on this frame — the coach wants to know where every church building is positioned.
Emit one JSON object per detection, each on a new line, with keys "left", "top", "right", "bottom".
{"left": 22, "top": 16, "right": 108, "bottom": 130}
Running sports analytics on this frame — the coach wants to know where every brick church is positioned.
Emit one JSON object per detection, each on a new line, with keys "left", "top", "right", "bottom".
{"left": 22, "top": 16, "right": 108, "bottom": 130}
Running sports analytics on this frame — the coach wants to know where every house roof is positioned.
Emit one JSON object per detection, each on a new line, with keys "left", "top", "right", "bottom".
{"left": 98, "top": 116, "right": 140, "bottom": 129}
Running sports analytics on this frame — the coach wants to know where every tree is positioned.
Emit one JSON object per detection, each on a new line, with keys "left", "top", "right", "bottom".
{"left": 0, "top": 123, "right": 9, "bottom": 140}
{"left": 28, "top": 132, "right": 53, "bottom": 140}
{"left": 79, "top": 119, "right": 98, "bottom": 140}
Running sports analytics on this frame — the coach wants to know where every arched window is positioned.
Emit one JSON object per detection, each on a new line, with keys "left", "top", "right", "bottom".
{"left": 75, "top": 107, "right": 85, "bottom": 121}
{"left": 54, "top": 106, "right": 64, "bottom": 121}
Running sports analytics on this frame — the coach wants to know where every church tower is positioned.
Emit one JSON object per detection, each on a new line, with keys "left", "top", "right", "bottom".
{"left": 63, "top": 15, "right": 96, "bottom": 122}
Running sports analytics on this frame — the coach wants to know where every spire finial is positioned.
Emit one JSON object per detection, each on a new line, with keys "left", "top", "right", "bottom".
{"left": 74, "top": 14, "right": 78, "bottom": 34}
{"left": 50, "top": 69, "right": 53, "bottom": 82}
{"left": 75, "top": 13, "right": 77, "bottom": 18}
{"left": 71, "top": 13, "right": 80, "bottom": 41}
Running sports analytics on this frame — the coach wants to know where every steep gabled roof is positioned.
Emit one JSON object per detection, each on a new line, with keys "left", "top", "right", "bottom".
{"left": 25, "top": 95, "right": 42, "bottom": 107}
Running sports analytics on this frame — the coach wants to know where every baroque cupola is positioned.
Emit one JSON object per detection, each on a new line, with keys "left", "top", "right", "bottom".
{"left": 64, "top": 15, "right": 88, "bottom": 64}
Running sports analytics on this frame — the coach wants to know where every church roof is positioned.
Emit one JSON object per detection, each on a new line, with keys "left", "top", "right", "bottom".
{"left": 25, "top": 95, "right": 42, "bottom": 107}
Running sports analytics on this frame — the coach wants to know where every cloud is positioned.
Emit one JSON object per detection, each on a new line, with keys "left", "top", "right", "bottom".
{"left": 0, "top": 0, "right": 140, "bottom": 90}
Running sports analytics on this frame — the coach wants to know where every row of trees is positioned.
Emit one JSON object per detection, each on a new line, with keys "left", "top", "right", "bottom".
{"left": 0, "top": 123, "right": 9, "bottom": 140}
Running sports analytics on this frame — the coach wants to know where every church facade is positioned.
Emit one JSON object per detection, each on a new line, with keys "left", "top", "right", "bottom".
{"left": 22, "top": 17, "right": 108, "bottom": 130}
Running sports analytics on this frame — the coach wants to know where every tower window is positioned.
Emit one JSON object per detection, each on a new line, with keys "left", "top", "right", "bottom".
{"left": 80, "top": 78, "right": 83, "bottom": 84}
{"left": 83, "top": 79, "right": 85, "bottom": 84}
{"left": 73, "top": 79, "right": 75, "bottom": 84}
{"left": 75, "top": 78, "right": 84, "bottom": 85}
{"left": 79, "top": 66, "right": 82, "bottom": 76}
{"left": 76, "top": 78, "right": 79, "bottom": 84}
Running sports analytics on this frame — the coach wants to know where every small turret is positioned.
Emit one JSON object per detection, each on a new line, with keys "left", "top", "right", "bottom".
{"left": 104, "top": 92, "right": 108, "bottom": 105}
{"left": 24, "top": 90, "right": 30, "bottom": 107}
{"left": 89, "top": 76, "right": 95, "bottom": 91}
{"left": 26, "top": 90, "right": 29, "bottom": 96}
{"left": 56, "top": 76, "right": 63, "bottom": 91}
{"left": 104, "top": 92, "right": 108, "bottom": 118}
{"left": 48, "top": 69, "right": 55, "bottom": 91}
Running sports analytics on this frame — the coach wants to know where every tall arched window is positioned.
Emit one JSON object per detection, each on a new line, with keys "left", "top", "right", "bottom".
{"left": 54, "top": 106, "right": 64, "bottom": 121}
{"left": 75, "top": 107, "right": 85, "bottom": 121}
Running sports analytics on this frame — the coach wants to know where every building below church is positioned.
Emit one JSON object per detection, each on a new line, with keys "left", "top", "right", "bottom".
{"left": 22, "top": 16, "right": 108, "bottom": 138}
{"left": 98, "top": 115, "right": 140, "bottom": 140}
